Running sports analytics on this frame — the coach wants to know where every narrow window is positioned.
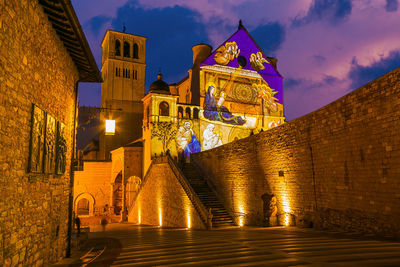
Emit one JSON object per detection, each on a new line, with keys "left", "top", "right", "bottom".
{"left": 178, "top": 106, "right": 183, "bottom": 118}
{"left": 123, "top": 68, "right": 125, "bottom": 78}
{"left": 115, "top": 67, "right": 118, "bottom": 77}
{"left": 123, "top": 41, "right": 130, "bottom": 57}
{"left": 135, "top": 70, "right": 138, "bottom": 80}
{"left": 185, "top": 107, "right": 191, "bottom": 119}
{"left": 159, "top": 101, "right": 169, "bottom": 116}
{"left": 115, "top": 40, "right": 121, "bottom": 56}
{"left": 193, "top": 108, "right": 199, "bottom": 119}
{"left": 133, "top": 43, "right": 139, "bottom": 59}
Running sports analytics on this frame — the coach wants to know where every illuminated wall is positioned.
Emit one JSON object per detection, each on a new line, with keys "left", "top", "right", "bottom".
{"left": 128, "top": 158, "right": 206, "bottom": 229}
{"left": 192, "top": 67, "right": 400, "bottom": 235}
{"left": 143, "top": 24, "right": 285, "bottom": 170}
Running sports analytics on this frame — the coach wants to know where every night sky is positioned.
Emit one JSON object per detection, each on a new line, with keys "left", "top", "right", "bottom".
{"left": 72, "top": 0, "right": 400, "bottom": 120}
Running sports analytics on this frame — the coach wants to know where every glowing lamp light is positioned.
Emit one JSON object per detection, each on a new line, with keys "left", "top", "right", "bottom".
{"left": 105, "top": 120, "right": 115, "bottom": 135}
{"left": 138, "top": 209, "right": 141, "bottom": 224}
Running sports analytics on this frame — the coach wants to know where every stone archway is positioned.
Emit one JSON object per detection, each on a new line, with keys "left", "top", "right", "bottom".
{"left": 112, "top": 171, "right": 123, "bottom": 215}
{"left": 126, "top": 176, "right": 141, "bottom": 212}
{"left": 74, "top": 192, "right": 95, "bottom": 217}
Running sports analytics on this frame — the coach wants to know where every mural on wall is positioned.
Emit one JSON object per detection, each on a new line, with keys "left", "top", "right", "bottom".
{"left": 203, "top": 84, "right": 246, "bottom": 125}
{"left": 29, "top": 104, "right": 67, "bottom": 174}
{"left": 29, "top": 104, "right": 46, "bottom": 173}
{"left": 151, "top": 121, "right": 177, "bottom": 154}
{"left": 176, "top": 121, "right": 201, "bottom": 160}
{"left": 250, "top": 52, "right": 269, "bottom": 71}
{"left": 202, "top": 123, "right": 223, "bottom": 151}
{"left": 214, "top": 41, "right": 240, "bottom": 65}
{"left": 253, "top": 82, "right": 279, "bottom": 115}
{"left": 44, "top": 114, "right": 56, "bottom": 173}
{"left": 56, "top": 122, "right": 66, "bottom": 174}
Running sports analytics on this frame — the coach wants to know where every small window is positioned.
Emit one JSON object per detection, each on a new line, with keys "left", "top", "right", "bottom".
{"left": 115, "top": 40, "right": 121, "bottom": 56}
{"left": 159, "top": 101, "right": 169, "bottom": 116}
{"left": 178, "top": 106, "right": 183, "bottom": 118}
{"left": 133, "top": 43, "right": 139, "bottom": 59}
{"left": 123, "top": 69, "right": 125, "bottom": 78}
{"left": 123, "top": 41, "right": 130, "bottom": 57}
{"left": 185, "top": 107, "right": 191, "bottom": 119}
{"left": 135, "top": 70, "right": 138, "bottom": 80}
{"left": 193, "top": 108, "right": 199, "bottom": 119}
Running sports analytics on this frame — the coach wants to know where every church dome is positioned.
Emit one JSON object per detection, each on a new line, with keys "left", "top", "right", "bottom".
{"left": 149, "top": 72, "right": 170, "bottom": 94}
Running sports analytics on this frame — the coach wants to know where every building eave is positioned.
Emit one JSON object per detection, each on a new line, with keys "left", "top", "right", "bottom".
{"left": 39, "top": 0, "right": 102, "bottom": 83}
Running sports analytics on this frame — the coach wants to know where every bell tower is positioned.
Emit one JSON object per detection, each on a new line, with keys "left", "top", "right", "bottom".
{"left": 99, "top": 30, "right": 147, "bottom": 159}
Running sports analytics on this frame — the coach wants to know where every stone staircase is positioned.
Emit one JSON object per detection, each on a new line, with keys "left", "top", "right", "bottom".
{"left": 181, "top": 163, "right": 235, "bottom": 227}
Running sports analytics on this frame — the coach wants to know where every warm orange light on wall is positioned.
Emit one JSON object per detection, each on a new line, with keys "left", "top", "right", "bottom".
{"left": 159, "top": 207, "right": 162, "bottom": 226}
{"left": 138, "top": 207, "right": 141, "bottom": 224}
{"left": 187, "top": 213, "right": 191, "bottom": 229}
{"left": 238, "top": 205, "right": 245, "bottom": 227}
{"left": 105, "top": 120, "right": 115, "bottom": 135}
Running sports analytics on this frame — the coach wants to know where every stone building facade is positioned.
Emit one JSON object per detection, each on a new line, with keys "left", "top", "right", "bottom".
{"left": 0, "top": 0, "right": 100, "bottom": 265}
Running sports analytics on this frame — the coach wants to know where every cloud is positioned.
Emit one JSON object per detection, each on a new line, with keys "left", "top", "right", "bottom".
{"left": 348, "top": 50, "right": 400, "bottom": 89}
{"left": 250, "top": 22, "right": 285, "bottom": 56}
{"left": 293, "top": 0, "right": 352, "bottom": 26}
{"left": 88, "top": 15, "right": 112, "bottom": 36}
{"left": 386, "top": 0, "right": 398, "bottom": 12}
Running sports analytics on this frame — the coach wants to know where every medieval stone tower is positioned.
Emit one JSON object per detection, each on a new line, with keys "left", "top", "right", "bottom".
{"left": 99, "top": 30, "right": 147, "bottom": 159}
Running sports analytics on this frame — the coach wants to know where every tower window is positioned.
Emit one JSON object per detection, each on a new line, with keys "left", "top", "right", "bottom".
{"left": 135, "top": 70, "right": 138, "bottom": 80}
{"left": 159, "top": 101, "right": 169, "bottom": 116}
{"left": 133, "top": 43, "right": 139, "bottom": 59}
{"left": 115, "top": 40, "right": 121, "bottom": 56}
{"left": 123, "top": 41, "right": 130, "bottom": 57}
{"left": 123, "top": 68, "right": 125, "bottom": 78}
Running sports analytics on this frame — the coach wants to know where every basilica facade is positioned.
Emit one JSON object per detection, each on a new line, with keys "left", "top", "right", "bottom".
{"left": 74, "top": 22, "right": 285, "bottom": 224}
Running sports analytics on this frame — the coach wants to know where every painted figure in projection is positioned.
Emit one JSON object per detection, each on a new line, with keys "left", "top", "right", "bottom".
{"left": 176, "top": 121, "right": 201, "bottom": 160}
{"left": 203, "top": 85, "right": 246, "bottom": 125}
{"left": 202, "top": 123, "right": 223, "bottom": 151}
{"left": 250, "top": 51, "right": 269, "bottom": 71}
{"left": 214, "top": 41, "right": 240, "bottom": 65}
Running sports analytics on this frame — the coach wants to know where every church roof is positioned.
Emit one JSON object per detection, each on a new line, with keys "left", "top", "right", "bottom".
{"left": 200, "top": 21, "right": 283, "bottom": 104}
{"left": 149, "top": 72, "right": 170, "bottom": 94}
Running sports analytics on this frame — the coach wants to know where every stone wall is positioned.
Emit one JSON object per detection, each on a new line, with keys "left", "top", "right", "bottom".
{"left": 74, "top": 161, "right": 112, "bottom": 216}
{"left": 129, "top": 158, "right": 206, "bottom": 229}
{"left": 192, "top": 67, "right": 400, "bottom": 237}
{"left": 0, "top": 0, "right": 79, "bottom": 265}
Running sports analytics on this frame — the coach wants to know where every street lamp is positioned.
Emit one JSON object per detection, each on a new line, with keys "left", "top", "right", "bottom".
{"left": 105, "top": 119, "right": 116, "bottom": 135}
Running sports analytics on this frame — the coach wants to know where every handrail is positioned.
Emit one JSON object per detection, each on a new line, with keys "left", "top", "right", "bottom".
{"left": 166, "top": 155, "right": 209, "bottom": 227}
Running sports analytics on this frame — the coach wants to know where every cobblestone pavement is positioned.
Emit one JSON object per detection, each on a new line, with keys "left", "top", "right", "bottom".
{"left": 58, "top": 223, "right": 400, "bottom": 266}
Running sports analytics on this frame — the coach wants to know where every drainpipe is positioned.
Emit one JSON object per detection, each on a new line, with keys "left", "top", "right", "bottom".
{"left": 66, "top": 80, "right": 79, "bottom": 258}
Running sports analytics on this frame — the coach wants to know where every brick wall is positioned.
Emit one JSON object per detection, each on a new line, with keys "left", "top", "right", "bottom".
{"left": 192, "top": 67, "right": 400, "bottom": 237}
{"left": 0, "top": 0, "right": 79, "bottom": 265}
{"left": 129, "top": 158, "right": 206, "bottom": 229}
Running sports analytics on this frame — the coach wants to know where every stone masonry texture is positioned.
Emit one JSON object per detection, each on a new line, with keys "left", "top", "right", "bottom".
{"left": 129, "top": 158, "right": 206, "bottom": 229}
{"left": 192, "top": 67, "right": 400, "bottom": 237}
{"left": 0, "top": 0, "right": 79, "bottom": 266}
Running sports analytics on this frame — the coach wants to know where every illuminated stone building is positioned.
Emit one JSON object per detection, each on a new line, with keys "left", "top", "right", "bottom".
{"left": 0, "top": 0, "right": 100, "bottom": 265}
{"left": 74, "top": 22, "right": 285, "bottom": 226}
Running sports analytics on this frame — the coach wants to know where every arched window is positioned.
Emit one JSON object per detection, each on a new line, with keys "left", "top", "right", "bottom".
{"left": 123, "top": 41, "right": 130, "bottom": 57}
{"left": 77, "top": 198, "right": 89, "bottom": 216}
{"left": 185, "top": 107, "right": 191, "bottom": 119}
{"left": 178, "top": 106, "right": 183, "bottom": 118}
{"left": 159, "top": 101, "right": 169, "bottom": 116}
{"left": 193, "top": 108, "right": 199, "bottom": 119}
{"left": 133, "top": 43, "right": 139, "bottom": 59}
{"left": 115, "top": 40, "right": 121, "bottom": 56}
{"left": 123, "top": 68, "right": 125, "bottom": 78}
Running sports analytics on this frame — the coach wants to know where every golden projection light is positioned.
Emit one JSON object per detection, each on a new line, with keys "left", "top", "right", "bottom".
{"left": 159, "top": 208, "right": 162, "bottom": 227}
{"left": 105, "top": 120, "right": 115, "bottom": 135}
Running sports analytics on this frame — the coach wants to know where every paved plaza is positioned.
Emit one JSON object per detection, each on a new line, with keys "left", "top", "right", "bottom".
{"left": 56, "top": 224, "right": 400, "bottom": 266}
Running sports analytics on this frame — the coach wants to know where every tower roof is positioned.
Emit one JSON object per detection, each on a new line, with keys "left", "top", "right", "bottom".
{"left": 149, "top": 72, "right": 170, "bottom": 94}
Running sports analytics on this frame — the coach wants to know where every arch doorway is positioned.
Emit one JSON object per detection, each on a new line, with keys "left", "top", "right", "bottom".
{"left": 77, "top": 198, "right": 89, "bottom": 216}
{"left": 113, "top": 171, "right": 123, "bottom": 215}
